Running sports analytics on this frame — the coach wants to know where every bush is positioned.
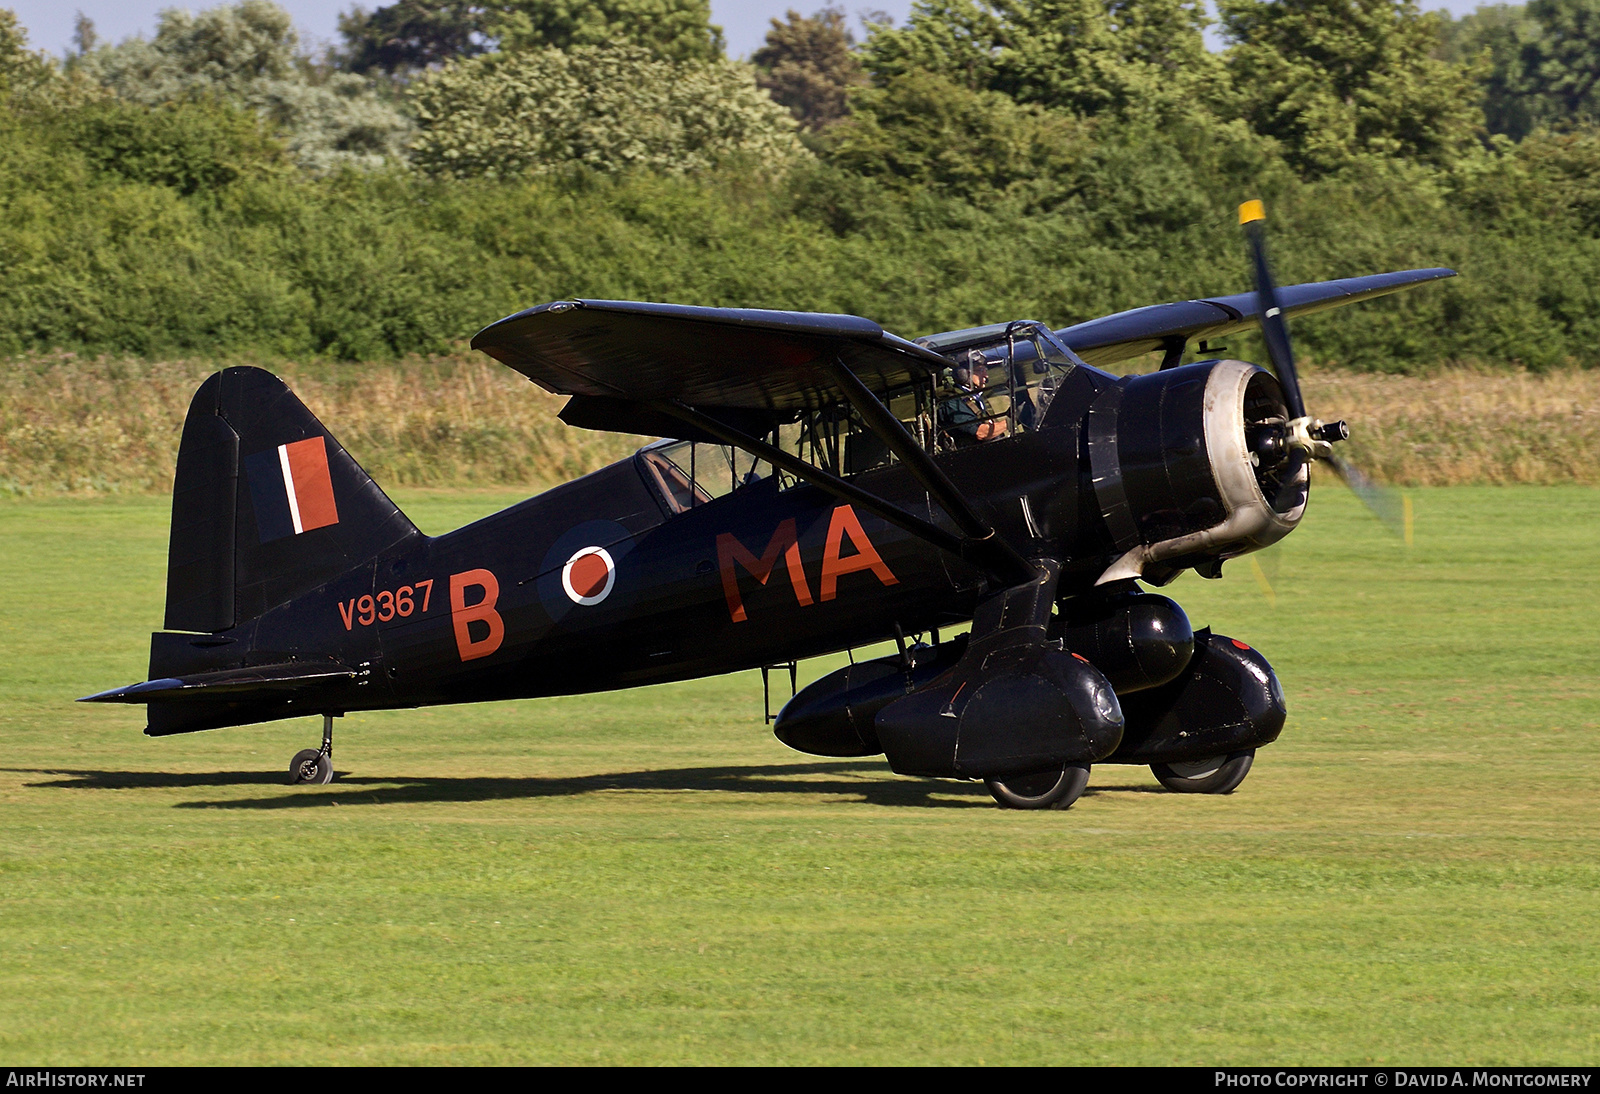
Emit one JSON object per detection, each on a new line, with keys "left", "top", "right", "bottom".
{"left": 0, "top": 85, "right": 1596, "bottom": 372}
{"left": 409, "top": 44, "right": 806, "bottom": 178}
{"left": 54, "top": 98, "right": 288, "bottom": 195}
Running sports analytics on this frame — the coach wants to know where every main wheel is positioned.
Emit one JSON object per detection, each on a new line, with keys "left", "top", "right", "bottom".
{"left": 289, "top": 749, "right": 333, "bottom": 785}
{"left": 985, "top": 763, "right": 1091, "bottom": 810}
{"left": 1151, "top": 749, "right": 1254, "bottom": 794}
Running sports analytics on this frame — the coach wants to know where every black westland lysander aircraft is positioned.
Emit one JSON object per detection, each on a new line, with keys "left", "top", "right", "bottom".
{"left": 85, "top": 206, "right": 1453, "bottom": 809}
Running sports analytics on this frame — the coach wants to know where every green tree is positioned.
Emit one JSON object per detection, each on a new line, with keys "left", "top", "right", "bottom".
{"left": 336, "top": 1, "right": 490, "bottom": 75}
{"left": 861, "top": 0, "right": 1223, "bottom": 119}
{"left": 1523, "top": 0, "right": 1600, "bottom": 124}
{"left": 1437, "top": 4, "right": 1541, "bottom": 138}
{"left": 77, "top": 1, "right": 412, "bottom": 170}
{"left": 752, "top": 7, "right": 867, "bottom": 131}
{"left": 820, "top": 68, "right": 1088, "bottom": 200}
{"left": 1218, "top": 0, "right": 1485, "bottom": 174}
{"left": 409, "top": 43, "right": 805, "bottom": 177}
{"left": 1, "top": 8, "right": 105, "bottom": 107}
{"left": 488, "top": 0, "right": 724, "bottom": 61}
{"left": 0, "top": 8, "right": 50, "bottom": 95}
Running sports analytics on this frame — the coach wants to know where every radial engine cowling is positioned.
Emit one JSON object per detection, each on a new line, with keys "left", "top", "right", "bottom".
{"left": 1090, "top": 360, "right": 1308, "bottom": 585}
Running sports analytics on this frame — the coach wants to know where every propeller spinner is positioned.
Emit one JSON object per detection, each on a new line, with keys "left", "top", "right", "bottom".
{"left": 1239, "top": 201, "right": 1402, "bottom": 533}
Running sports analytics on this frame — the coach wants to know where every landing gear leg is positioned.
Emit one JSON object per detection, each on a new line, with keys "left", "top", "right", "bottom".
{"left": 288, "top": 713, "right": 337, "bottom": 785}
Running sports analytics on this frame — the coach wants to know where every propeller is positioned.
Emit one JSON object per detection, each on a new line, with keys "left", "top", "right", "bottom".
{"left": 1239, "top": 200, "right": 1404, "bottom": 536}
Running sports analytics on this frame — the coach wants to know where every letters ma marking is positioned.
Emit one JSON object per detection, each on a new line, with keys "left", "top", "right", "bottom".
{"left": 717, "top": 505, "right": 897, "bottom": 623}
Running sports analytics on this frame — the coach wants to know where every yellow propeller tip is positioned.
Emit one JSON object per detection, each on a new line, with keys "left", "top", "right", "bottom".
{"left": 1239, "top": 199, "right": 1266, "bottom": 225}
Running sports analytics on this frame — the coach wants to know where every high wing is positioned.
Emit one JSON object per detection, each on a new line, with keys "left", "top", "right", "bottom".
{"left": 1049, "top": 268, "right": 1456, "bottom": 368}
{"left": 471, "top": 270, "right": 1458, "bottom": 413}
{"left": 471, "top": 299, "right": 952, "bottom": 413}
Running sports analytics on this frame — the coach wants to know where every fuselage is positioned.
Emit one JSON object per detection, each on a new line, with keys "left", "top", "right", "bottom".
{"left": 219, "top": 365, "right": 1113, "bottom": 718}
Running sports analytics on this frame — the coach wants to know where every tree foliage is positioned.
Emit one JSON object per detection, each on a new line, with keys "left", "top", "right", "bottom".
{"left": 9, "top": 0, "right": 1600, "bottom": 376}
{"left": 862, "top": 0, "right": 1223, "bottom": 118}
{"left": 821, "top": 70, "right": 1089, "bottom": 201}
{"left": 55, "top": 98, "right": 288, "bottom": 194}
{"left": 76, "top": 1, "right": 412, "bottom": 170}
{"left": 1218, "top": 0, "right": 1485, "bottom": 174}
{"left": 1, "top": 8, "right": 106, "bottom": 109}
{"left": 409, "top": 43, "right": 805, "bottom": 177}
{"left": 1, "top": 8, "right": 50, "bottom": 94}
{"left": 336, "top": 1, "right": 490, "bottom": 75}
{"left": 751, "top": 7, "right": 867, "bottom": 131}
{"left": 1438, "top": 4, "right": 1542, "bottom": 138}
{"left": 487, "top": 0, "right": 724, "bottom": 60}
{"left": 1446, "top": 0, "right": 1600, "bottom": 137}
{"left": 1524, "top": 0, "right": 1600, "bottom": 119}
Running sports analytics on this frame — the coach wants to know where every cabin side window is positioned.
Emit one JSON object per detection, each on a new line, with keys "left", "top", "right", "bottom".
{"left": 931, "top": 326, "right": 1078, "bottom": 451}
{"left": 639, "top": 440, "right": 773, "bottom": 515}
{"left": 638, "top": 325, "right": 1078, "bottom": 513}
{"left": 772, "top": 384, "right": 929, "bottom": 484}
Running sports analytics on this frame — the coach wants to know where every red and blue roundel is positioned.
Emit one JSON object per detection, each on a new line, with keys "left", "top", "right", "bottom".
{"left": 561, "top": 546, "right": 615, "bottom": 606}
{"left": 536, "top": 520, "right": 633, "bottom": 621}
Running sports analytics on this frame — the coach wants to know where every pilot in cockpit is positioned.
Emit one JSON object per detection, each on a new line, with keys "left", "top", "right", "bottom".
{"left": 939, "top": 350, "right": 1009, "bottom": 446}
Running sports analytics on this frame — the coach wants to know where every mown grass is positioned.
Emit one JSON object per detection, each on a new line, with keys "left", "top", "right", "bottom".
{"left": 0, "top": 486, "right": 1596, "bottom": 1063}
{"left": 7, "top": 354, "right": 1600, "bottom": 497}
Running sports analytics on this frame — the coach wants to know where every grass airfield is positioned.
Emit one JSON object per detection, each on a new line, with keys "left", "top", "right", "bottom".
{"left": 1, "top": 485, "right": 1597, "bottom": 1065}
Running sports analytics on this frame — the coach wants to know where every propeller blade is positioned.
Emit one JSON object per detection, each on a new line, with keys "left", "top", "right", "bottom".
{"left": 1237, "top": 201, "right": 1406, "bottom": 540}
{"left": 1326, "top": 453, "right": 1405, "bottom": 537}
{"left": 1239, "top": 201, "right": 1307, "bottom": 421}
{"left": 1248, "top": 549, "right": 1279, "bottom": 609}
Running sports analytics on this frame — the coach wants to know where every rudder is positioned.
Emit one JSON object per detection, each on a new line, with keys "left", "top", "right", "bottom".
{"left": 164, "top": 366, "right": 421, "bottom": 633}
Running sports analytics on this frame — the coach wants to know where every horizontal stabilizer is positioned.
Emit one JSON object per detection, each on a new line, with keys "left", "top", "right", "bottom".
{"left": 79, "top": 661, "right": 357, "bottom": 705}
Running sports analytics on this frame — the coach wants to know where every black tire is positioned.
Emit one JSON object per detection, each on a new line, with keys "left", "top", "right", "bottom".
{"left": 289, "top": 749, "right": 333, "bottom": 785}
{"left": 985, "top": 763, "right": 1091, "bottom": 810}
{"left": 1151, "top": 749, "right": 1254, "bottom": 794}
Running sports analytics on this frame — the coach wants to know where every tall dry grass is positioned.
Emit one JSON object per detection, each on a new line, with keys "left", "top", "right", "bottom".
{"left": 1302, "top": 368, "right": 1600, "bottom": 486}
{"left": 4, "top": 355, "right": 1599, "bottom": 496}
{"left": 0, "top": 354, "right": 646, "bottom": 497}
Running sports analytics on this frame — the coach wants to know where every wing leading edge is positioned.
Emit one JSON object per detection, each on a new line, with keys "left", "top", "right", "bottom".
{"left": 471, "top": 298, "right": 952, "bottom": 413}
{"left": 1050, "top": 267, "right": 1456, "bottom": 368}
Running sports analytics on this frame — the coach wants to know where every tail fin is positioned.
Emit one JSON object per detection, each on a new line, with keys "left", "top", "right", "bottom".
{"left": 165, "top": 366, "right": 421, "bottom": 633}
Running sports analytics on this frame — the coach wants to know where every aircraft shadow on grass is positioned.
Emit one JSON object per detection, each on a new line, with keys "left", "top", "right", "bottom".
{"left": 9, "top": 763, "right": 1165, "bottom": 810}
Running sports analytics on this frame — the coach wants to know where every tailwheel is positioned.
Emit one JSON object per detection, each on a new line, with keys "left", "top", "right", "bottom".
{"left": 1151, "top": 749, "right": 1255, "bottom": 794}
{"left": 288, "top": 713, "right": 338, "bottom": 785}
{"left": 985, "top": 763, "right": 1091, "bottom": 810}
{"left": 288, "top": 749, "right": 332, "bottom": 785}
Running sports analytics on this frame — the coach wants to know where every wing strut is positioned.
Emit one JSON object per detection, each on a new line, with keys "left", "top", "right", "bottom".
{"left": 820, "top": 359, "right": 1037, "bottom": 586}
{"left": 657, "top": 401, "right": 1002, "bottom": 577}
